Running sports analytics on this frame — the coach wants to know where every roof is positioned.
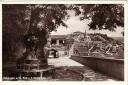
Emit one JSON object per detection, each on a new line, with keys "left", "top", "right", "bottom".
{"left": 73, "top": 31, "right": 84, "bottom": 34}
{"left": 50, "top": 35, "right": 67, "bottom": 39}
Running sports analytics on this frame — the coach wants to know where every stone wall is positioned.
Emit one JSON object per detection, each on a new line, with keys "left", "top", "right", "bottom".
{"left": 71, "top": 55, "right": 124, "bottom": 80}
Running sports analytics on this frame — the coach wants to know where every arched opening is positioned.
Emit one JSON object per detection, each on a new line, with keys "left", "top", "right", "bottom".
{"left": 48, "top": 49, "right": 59, "bottom": 58}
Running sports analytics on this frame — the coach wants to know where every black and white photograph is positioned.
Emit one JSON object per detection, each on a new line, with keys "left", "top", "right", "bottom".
{"left": 2, "top": 4, "right": 124, "bottom": 81}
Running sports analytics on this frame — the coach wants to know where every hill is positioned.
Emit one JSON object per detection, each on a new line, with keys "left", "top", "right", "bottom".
{"left": 111, "top": 37, "right": 124, "bottom": 42}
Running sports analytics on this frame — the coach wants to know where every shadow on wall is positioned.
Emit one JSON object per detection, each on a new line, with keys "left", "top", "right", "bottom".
{"left": 71, "top": 55, "right": 124, "bottom": 81}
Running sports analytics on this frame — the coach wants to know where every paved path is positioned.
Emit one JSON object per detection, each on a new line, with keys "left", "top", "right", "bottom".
{"left": 48, "top": 57, "right": 84, "bottom": 67}
{"left": 48, "top": 57, "right": 116, "bottom": 81}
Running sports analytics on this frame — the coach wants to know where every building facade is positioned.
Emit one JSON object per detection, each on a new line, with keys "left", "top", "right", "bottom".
{"left": 47, "top": 35, "right": 68, "bottom": 58}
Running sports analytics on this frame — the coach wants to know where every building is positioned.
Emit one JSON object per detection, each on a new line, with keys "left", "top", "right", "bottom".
{"left": 47, "top": 35, "right": 68, "bottom": 58}
{"left": 46, "top": 31, "right": 118, "bottom": 58}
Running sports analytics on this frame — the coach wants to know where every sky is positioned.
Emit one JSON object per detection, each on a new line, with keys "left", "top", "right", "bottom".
{"left": 51, "top": 11, "right": 124, "bottom": 37}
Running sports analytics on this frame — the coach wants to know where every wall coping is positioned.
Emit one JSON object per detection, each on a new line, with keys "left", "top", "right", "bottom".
{"left": 71, "top": 55, "right": 124, "bottom": 64}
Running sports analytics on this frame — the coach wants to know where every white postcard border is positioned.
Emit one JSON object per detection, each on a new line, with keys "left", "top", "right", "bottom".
{"left": 0, "top": 1, "right": 127, "bottom": 85}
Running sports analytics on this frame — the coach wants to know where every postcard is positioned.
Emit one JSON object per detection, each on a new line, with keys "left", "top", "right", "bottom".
{"left": 0, "top": 0, "right": 128, "bottom": 85}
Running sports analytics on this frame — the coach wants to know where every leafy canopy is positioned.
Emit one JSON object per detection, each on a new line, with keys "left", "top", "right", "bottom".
{"left": 69, "top": 4, "right": 124, "bottom": 31}
{"left": 2, "top": 4, "right": 124, "bottom": 61}
{"left": 3, "top": 4, "right": 124, "bottom": 35}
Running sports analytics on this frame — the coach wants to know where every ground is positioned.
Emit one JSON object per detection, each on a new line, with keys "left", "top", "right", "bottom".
{"left": 48, "top": 56, "right": 117, "bottom": 81}
{"left": 2, "top": 56, "right": 117, "bottom": 81}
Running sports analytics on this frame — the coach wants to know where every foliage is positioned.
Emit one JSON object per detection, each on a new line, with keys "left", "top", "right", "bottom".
{"left": 2, "top": 4, "right": 124, "bottom": 62}
{"left": 70, "top": 4, "right": 124, "bottom": 31}
{"left": 2, "top": 4, "right": 68, "bottom": 61}
{"left": 89, "top": 33, "right": 114, "bottom": 42}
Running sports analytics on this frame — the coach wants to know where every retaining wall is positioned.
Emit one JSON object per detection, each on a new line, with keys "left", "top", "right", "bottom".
{"left": 71, "top": 55, "right": 124, "bottom": 80}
